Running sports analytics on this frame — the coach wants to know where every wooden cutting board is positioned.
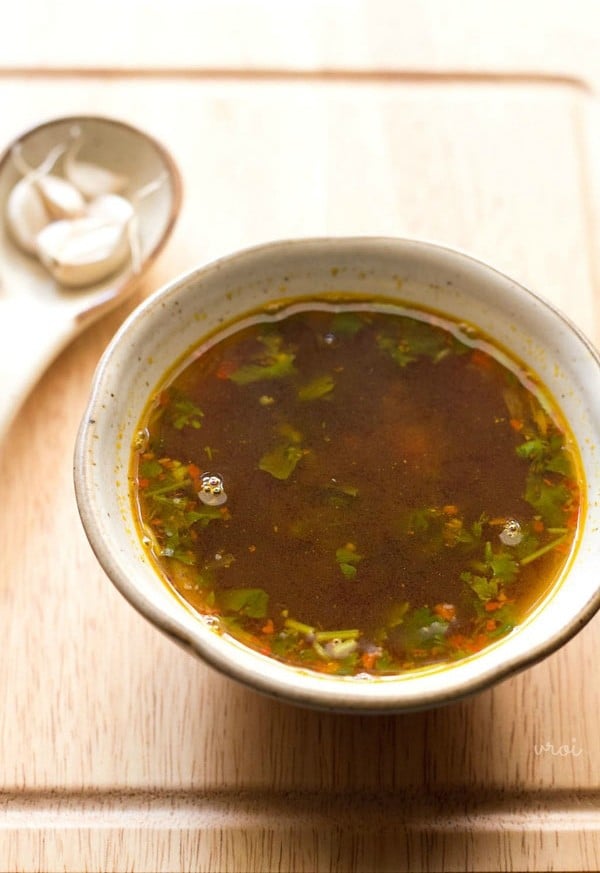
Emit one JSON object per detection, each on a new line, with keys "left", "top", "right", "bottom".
{"left": 0, "top": 5, "right": 599, "bottom": 870}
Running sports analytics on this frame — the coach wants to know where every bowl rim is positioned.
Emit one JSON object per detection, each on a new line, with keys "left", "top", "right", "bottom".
{"left": 74, "top": 235, "right": 600, "bottom": 712}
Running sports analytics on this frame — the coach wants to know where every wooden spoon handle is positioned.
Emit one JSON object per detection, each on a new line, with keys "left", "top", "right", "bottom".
{"left": 0, "top": 298, "right": 72, "bottom": 442}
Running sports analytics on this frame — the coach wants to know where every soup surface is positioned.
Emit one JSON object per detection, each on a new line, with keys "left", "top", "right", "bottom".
{"left": 131, "top": 301, "right": 582, "bottom": 676}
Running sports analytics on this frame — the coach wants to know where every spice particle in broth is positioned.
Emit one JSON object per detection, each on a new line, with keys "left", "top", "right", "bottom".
{"left": 131, "top": 302, "right": 582, "bottom": 676}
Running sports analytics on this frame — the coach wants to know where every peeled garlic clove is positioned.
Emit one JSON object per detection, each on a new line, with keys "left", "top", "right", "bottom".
{"left": 36, "top": 216, "right": 130, "bottom": 287}
{"left": 67, "top": 160, "right": 127, "bottom": 199}
{"left": 87, "top": 193, "right": 135, "bottom": 225}
{"left": 6, "top": 177, "right": 51, "bottom": 254}
{"left": 34, "top": 173, "right": 85, "bottom": 220}
{"left": 10, "top": 140, "right": 83, "bottom": 223}
{"left": 87, "top": 194, "right": 142, "bottom": 273}
{"left": 64, "top": 140, "right": 127, "bottom": 199}
{"left": 6, "top": 141, "right": 85, "bottom": 252}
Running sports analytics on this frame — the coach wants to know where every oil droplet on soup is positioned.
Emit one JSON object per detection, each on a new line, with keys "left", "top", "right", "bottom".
{"left": 130, "top": 302, "right": 582, "bottom": 676}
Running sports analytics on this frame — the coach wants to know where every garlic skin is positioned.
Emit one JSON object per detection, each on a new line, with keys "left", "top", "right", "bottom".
{"left": 6, "top": 177, "right": 50, "bottom": 254}
{"left": 36, "top": 216, "right": 131, "bottom": 287}
{"left": 64, "top": 139, "right": 127, "bottom": 199}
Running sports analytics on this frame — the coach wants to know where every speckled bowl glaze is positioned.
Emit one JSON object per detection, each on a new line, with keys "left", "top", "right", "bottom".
{"left": 74, "top": 238, "right": 600, "bottom": 713}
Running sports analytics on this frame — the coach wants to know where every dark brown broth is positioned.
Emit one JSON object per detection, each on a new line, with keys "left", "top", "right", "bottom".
{"left": 131, "top": 302, "right": 581, "bottom": 675}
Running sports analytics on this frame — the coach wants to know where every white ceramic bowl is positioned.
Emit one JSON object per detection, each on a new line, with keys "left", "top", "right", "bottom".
{"left": 74, "top": 238, "right": 600, "bottom": 712}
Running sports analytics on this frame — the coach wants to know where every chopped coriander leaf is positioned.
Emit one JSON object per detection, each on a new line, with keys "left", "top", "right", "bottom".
{"left": 461, "top": 539, "right": 518, "bottom": 602}
{"left": 228, "top": 333, "right": 296, "bottom": 384}
{"left": 396, "top": 606, "right": 450, "bottom": 651}
{"left": 377, "top": 317, "right": 453, "bottom": 367}
{"left": 545, "top": 452, "right": 573, "bottom": 476}
{"left": 333, "top": 653, "right": 360, "bottom": 675}
{"left": 259, "top": 442, "right": 306, "bottom": 480}
{"left": 330, "top": 311, "right": 365, "bottom": 336}
{"left": 489, "top": 549, "right": 518, "bottom": 585}
{"left": 230, "top": 356, "right": 296, "bottom": 385}
{"left": 320, "top": 482, "right": 360, "bottom": 508}
{"left": 516, "top": 432, "right": 572, "bottom": 476}
{"left": 298, "top": 373, "right": 335, "bottom": 401}
{"left": 202, "top": 553, "right": 236, "bottom": 570}
{"left": 461, "top": 571, "right": 499, "bottom": 603}
{"left": 336, "top": 483, "right": 359, "bottom": 497}
{"left": 335, "top": 544, "right": 362, "bottom": 565}
{"left": 139, "top": 458, "right": 164, "bottom": 478}
{"left": 277, "top": 422, "right": 302, "bottom": 443}
{"left": 377, "top": 334, "right": 417, "bottom": 367}
{"left": 524, "top": 475, "right": 571, "bottom": 528}
{"left": 386, "top": 601, "right": 410, "bottom": 629}
{"left": 166, "top": 390, "right": 204, "bottom": 430}
{"left": 397, "top": 507, "right": 441, "bottom": 536}
{"left": 217, "top": 587, "right": 269, "bottom": 618}
{"left": 270, "top": 633, "right": 303, "bottom": 658}
{"left": 335, "top": 543, "right": 362, "bottom": 579}
{"left": 516, "top": 438, "right": 548, "bottom": 461}
{"left": 454, "top": 514, "right": 488, "bottom": 547}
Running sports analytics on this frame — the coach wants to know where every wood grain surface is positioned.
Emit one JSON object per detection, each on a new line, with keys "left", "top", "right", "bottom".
{"left": 0, "top": 4, "right": 599, "bottom": 871}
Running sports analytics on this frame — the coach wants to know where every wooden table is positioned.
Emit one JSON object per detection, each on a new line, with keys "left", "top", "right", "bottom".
{"left": 0, "top": 3, "right": 598, "bottom": 870}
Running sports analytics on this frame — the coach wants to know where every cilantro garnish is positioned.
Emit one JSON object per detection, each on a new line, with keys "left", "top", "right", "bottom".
{"left": 488, "top": 548, "right": 518, "bottom": 585}
{"left": 217, "top": 588, "right": 269, "bottom": 618}
{"left": 516, "top": 433, "right": 571, "bottom": 476}
{"left": 524, "top": 476, "right": 571, "bottom": 528}
{"left": 461, "top": 540, "right": 518, "bottom": 602}
{"left": 461, "top": 572, "right": 499, "bottom": 603}
{"left": 298, "top": 373, "right": 335, "bottom": 401}
{"left": 229, "top": 333, "right": 296, "bottom": 385}
{"left": 259, "top": 442, "right": 306, "bottom": 480}
{"left": 139, "top": 458, "right": 164, "bottom": 478}
{"left": 320, "top": 482, "right": 359, "bottom": 508}
{"left": 139, "top": 455, "right": 226, "bottom": 566}
{"left": 335, "top": 543, "right": 362, "bottom": 579}
{"left": 377, "top": 317, "right": 454, "bottom": 367}
{"left": 377, "top": 334, "right": 418, "bottom": 368}
{"left": 166, "top": 389, "right": 204, "bottom": 430}
{"left": 398, "top": 606, "right": 450, "bottom": 651}
{"left": 330, "top": 312, "right": 365, "bottom": 336}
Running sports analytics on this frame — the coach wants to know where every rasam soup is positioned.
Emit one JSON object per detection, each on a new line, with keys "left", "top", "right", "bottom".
{"left": 130, "top": 300, "right": 582, "bottom": 677}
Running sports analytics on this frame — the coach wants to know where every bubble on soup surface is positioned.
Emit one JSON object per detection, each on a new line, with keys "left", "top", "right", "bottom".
{"left": 134, "top": 428, "right": 149, "bottom": 452}
{"left": 500, "top": 518, "right": 523, "bottom": 546}
{"left": 198, "top": 473, "right": 227, "bottom": 506}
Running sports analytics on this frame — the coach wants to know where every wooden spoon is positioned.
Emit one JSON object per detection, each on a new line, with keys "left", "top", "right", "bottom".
{"left": 0, "top": 115, "right": 182, "bottom": 440}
